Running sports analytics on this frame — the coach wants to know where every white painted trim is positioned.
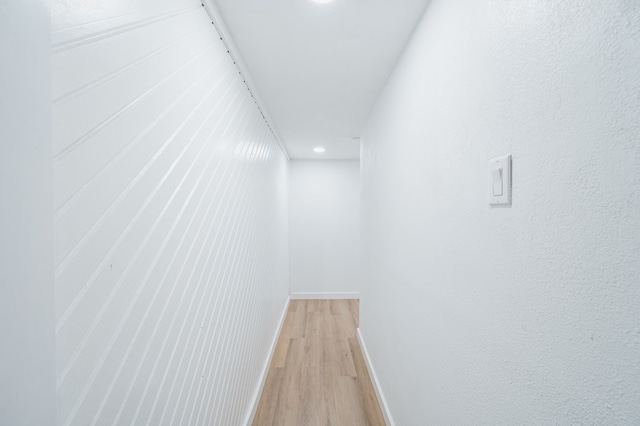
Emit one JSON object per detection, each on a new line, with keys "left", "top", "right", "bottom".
{"left": 357, "top": 328, "right": 395, "bottom": 426}
{"left": 244, "top": 296, "right": 290, "bottom": 426}
{"left": 289, "top": 292, "right": 360, "bottom": 300}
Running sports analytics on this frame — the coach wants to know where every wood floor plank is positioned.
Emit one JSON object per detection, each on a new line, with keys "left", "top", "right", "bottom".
{"left": 307, "top": 299, "right": 318, "bottom": 312}
{"left": 273, "top": 337, "right": 305, "bottom": 425}
{"left": 332, "top": 376, "right": 370, "bottom": 425}
{"left": 349, "top": 299, "right": 359, "bottom": 327}
{"left": 253, "top": 299, "right": 384, "bottom": 426}
{"left": 330, "top": 312, "right": 354, "bottom": 340}
{"left": 253, "top": 368, "right": 284, "bottom": 426}
{"left": 298, "top": 334, "right": 326, "bottom": 425}
{"left": 272, "top": 313, "right": 295, "bottom": 368}
{"left": 348, "top": 337, "right": 386, "bottom": 425}
{"left": 290, "top": 300, "right": 308, "bottom": 338}
{"left": 335, "top": 338, "right": 358, "bottom": 378}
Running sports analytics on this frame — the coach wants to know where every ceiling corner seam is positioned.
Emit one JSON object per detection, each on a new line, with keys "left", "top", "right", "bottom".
{"left": 200, "top": 0, "right": 291, "bottom": 161}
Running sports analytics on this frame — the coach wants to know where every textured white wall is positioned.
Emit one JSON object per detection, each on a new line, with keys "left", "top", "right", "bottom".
{"left": 289, "top": 160, "right": 360, "bottom": 296}
{"left": 360, "top": 1, "right": 640, "bottom": 424}
{"left": 52, "top": 1, "right": 289, "bottom": 425}
{"left": 0, "top": 1, "right": 56, "bottom": 425}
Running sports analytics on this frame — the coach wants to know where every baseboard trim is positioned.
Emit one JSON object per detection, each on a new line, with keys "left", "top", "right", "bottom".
{"left": 244, "top": 296, "right": 290, "bottom": 426}
{"left": 289, "top": 292, "right": 360, "bottom": 300}
{"left": 357, "top": 328, "right": 395, "bottom": 426}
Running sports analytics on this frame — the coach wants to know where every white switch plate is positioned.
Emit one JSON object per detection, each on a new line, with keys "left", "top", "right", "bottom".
{"left": 489, "top": 154, "right": 511, "bottom": 206}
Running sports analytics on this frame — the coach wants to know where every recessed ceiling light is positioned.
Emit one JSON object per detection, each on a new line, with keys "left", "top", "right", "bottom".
{"left": 311, "top": 0, "right": 334, "bottom": 4}
{"left": 313, "top": 147, "right": 325, "bottom": 153}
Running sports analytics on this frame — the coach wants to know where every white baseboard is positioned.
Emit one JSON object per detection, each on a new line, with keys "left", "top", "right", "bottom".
{"left": 289, "top": 292, "right": 360, "bottom": 300}
{"left": 357, "top": 328, "right": 395, "bottom": 426}
{"left": 244, "top": 296, "right": 290, "bottom": 426}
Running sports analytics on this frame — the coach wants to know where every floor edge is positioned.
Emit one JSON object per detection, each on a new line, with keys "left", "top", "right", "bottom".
{"left": 244, "top": 296, "right": 291, "bottom": 425}
{"left": 357, "top": 327, "right": 395, "bottom": 426}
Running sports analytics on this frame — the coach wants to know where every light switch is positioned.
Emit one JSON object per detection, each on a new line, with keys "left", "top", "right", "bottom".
{"left": 489, "top": 155, "right": 511, "bottom": 206}
{"left": 492, "top": 168, "right": 503, "bottom": 196}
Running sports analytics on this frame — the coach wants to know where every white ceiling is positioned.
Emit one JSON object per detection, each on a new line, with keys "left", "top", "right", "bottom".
{"left": 213, "top": 0, "right": 430, "bottom": 159}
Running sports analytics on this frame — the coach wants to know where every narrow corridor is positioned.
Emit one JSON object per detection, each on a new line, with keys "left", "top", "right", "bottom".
{"left": 253, "top": 300, "right": 385, "bottom": 425}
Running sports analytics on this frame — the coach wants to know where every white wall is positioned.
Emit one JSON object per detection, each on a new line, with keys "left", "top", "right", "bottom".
{"left": 0, "top": 1, "right": 57, "bottom": 425}
{"left": 52, "top": 1, "right": 289, "bottom": 424}
{"left": 289, "top": 160, "right": 360, "bottom": 296}
{"left": 360, "top": 1, "right": 640, "bottom": 425}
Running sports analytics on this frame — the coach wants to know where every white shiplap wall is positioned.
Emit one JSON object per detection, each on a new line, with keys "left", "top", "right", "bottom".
{"left": 52, "top": 1, "right": 289, "bottom": 424}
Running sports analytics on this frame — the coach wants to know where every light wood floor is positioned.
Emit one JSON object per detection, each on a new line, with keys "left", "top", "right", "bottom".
{"left": 253, "top": 299, "right": 385, "bottom": 426}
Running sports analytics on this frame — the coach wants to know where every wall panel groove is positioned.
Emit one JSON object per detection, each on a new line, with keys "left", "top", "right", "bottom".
{"left": 53, "top": 17, "right": 212, "bottom": 104}
{"left": 54, "top": 65, "right": 235, "bottom": 335}
{"left": 53, "top": 39, "right": 219, "bottom": 160}
{"left": 52, "top": 0, "right": 289, "bottom": 424}
{"left": 55, "top": 81, "right": 247, "bottom": 397}
{"left": 52, "top": 5, "right": 201, "bottom": 52}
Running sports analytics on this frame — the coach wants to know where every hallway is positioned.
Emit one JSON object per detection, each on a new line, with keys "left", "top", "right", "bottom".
{"left": 2, "top": 0, "right": 639, "bottom": 424}
{"left": 253, "top": 300, "right": 385, "bottom": 425}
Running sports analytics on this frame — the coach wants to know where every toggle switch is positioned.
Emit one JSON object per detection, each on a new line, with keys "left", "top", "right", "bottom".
{"left": 492, "top": 167, "right": 503, "bottom": 196}
{"left": 489, "top": 155, "right": 511, "bottom": 206}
